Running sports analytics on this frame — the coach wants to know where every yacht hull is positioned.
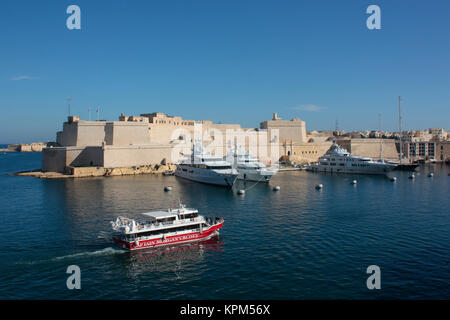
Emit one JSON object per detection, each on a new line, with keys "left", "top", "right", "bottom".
{"left": 175, "top": 165, "right": 238, "bottom": 187}
{"left": 237, "top": 169, "right": 276, "bottom": 182}
{"left": 308, "top": 164, "right": 395, "bottom": 175}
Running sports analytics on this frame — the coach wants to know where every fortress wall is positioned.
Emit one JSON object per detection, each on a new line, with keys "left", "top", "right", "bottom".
{"left": 345, "top": 139, "right": 399, "bottom": 161}
{"left": 148, "top": 124, "right": 185, "bottom": 144}
{"left": 57, "top": 122, "right": 78, "bottom": 146}
{"left": 43, "top": 147, "right": 104, "bottom": 173}
{"left": 69, "top": 146, "right": 104, "bottom": 167}
{"left": 42, "top": 148, "right": 68, "bottom": 172}
{"left": 75, "top": 122, "right": 107, "bottom": 147}
{"left": 104, "top": 122, "right": 114, "bottom": 145}
{"left": 109, "top": 122, "right": 151, "bottom": 145}
{"left": 281, "top": 142, "right": 333, "bottom": 163}
{"left": 103, "top": 145, "right": 174, "bottom": 168}
{"left": 260, "top": 122, "right": 307, "bottom": 144}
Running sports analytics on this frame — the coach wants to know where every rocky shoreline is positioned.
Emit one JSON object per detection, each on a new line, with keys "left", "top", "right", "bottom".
{"left": 15, "top": 164, "right": 177, "bottom": 179}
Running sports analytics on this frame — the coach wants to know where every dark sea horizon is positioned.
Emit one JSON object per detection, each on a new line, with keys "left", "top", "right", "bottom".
{"left": 0, "top": 152, "right": 448, "bottom": 299}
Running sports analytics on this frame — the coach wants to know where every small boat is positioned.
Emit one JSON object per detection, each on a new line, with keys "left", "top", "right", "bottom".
{"left": 111, "top": 203, "right": 224, "bottom": 250}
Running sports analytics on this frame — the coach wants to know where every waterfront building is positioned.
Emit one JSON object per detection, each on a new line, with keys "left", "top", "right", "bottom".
{"left": 399, "top": 128, "right": 449, "bottom": 162}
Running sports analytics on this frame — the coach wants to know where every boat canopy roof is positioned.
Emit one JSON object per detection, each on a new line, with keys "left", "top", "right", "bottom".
{"left": 141, "top": 211, "right": 178, "bottom": 219}
{"left": 140, "top": 207, "right": 198, "bottom": 220}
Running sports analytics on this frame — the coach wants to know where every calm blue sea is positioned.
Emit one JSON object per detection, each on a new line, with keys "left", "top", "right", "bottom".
{"left": 0, "top": 152, "right": 448, "bottom": 299}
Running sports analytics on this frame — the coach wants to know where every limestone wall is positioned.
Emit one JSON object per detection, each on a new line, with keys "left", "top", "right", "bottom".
{"left": 69, "top": 146, "right": 104, "bottom": 168}
{"left": 286, "top": 142, "right": 333, "bottom": 163}
{"left": 107, "top": 122, "right": 151, "bottom": 145}
{"left": 260, "top": 119, "right": 307, "bottom": 144}
{"left": 337, "top": 138, "right": 399, "bottom": 161}
{"left": 56, "top": 122, "right": 78, "bottom": 146}
{"left": 42, "top": 146, "right": 103, "bottom": 172}
{"left": 57, "top": 121, "right": 106, "bottom": 147}
{"left": 103, "top": 145, "right": 173, "bottom": 168}
{"left": 42, "top": 148, "right": 68, "bottom": 172}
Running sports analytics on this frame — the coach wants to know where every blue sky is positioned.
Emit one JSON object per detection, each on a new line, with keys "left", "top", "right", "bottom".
{"left": 0, "top": 0, "right": 449, "bottom": 143}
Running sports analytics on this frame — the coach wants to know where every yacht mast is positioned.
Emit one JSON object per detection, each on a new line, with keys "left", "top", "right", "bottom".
{"left": 379, "top": 113, "right": 383, "bottom": 161}
{"left": 398, "top": 96, "right": 402, "bottom": 165}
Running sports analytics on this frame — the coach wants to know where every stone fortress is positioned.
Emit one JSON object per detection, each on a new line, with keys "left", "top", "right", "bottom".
{"left": 41, "top": 111, "right": 401, "bottom": 175}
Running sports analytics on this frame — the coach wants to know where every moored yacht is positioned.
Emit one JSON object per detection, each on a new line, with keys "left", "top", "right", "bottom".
{"left": 307, "top": 142, "right": 397, "bottom": 174}
{"left": 111, "top": 203, "right": 224, "bottom": 250}
{"left": 175, "top": 145, "right": 238, "bottom": 187}
{"left": 229, "top": 149, "right": 278, "bottom": 182}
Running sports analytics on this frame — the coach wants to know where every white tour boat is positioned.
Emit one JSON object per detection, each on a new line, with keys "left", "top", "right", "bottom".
{"left": 175, "top": 145, "right": 239, "bottom": 187}
{"left": 229, "top": 149, "right": 278, "bottom": 182}
{"left": 307, "top": 142, "right": 397, "bottom": 174}
{"left": 111, "top": 203, "right": 224, "bottom": 250}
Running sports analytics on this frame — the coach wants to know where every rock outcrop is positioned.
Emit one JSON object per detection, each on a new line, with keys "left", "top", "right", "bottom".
{"left": 15, "top": 164, "right": 177, "bottom": 179}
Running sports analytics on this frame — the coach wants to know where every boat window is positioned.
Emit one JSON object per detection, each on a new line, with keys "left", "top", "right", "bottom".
{"left": 135, "top": 223, "right": 202, "bottom": 239}
{"left": 180, "top": 212, "right": 198, "bottom": 219}
{"left": 158, "top": 217, "right": 176, "bottom": 223}
{"left": 208, "top": 165, "right": 231, "bottom": 169}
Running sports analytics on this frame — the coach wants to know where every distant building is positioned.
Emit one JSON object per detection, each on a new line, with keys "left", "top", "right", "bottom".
{"left": 435, "top": 141, "right": 450, "bottom": 163}
{"left": 399, "top": 128, "right": 449, "bottom": 162}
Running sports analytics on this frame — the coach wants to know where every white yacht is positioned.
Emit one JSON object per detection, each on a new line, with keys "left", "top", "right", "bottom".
{"left": 308, "top": 142, "right": 397, "bottom": 174}
{"left": 229, "top": 149, "right": 278, "bottom": 182}
{"left": 175, "top": 145, "right": 239, "bottom": 187}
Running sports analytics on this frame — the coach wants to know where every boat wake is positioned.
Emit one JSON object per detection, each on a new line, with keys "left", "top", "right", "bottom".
{"left": 12, "top": 247, "right": 125, "bottom": 266}
{"left": 52, "top": 247, "right": 124, "bottom": 261}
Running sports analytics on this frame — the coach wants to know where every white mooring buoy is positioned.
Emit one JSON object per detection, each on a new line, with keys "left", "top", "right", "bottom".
{"left": 237, "top": 189, "right": 245, "bottom": 195}
{"left": 273, "top": 186, "right": 280, "bottom": 191}
{"left": 315, "top": 184, "right": 323, "bottom": 190}
{"left": 164, "top": 186, "right": 172, "bottom": 192}
{"left": 408, "top": 174, "right": 415, "bottom": 179}
{"left": 390, "top": 177, "right": 397, "bottom": 182}
{"left": 428, "top": 173, "right": 434, "bottom": 177}
{"left": 350, "top": 180, "right": 357, "bottom": 185}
